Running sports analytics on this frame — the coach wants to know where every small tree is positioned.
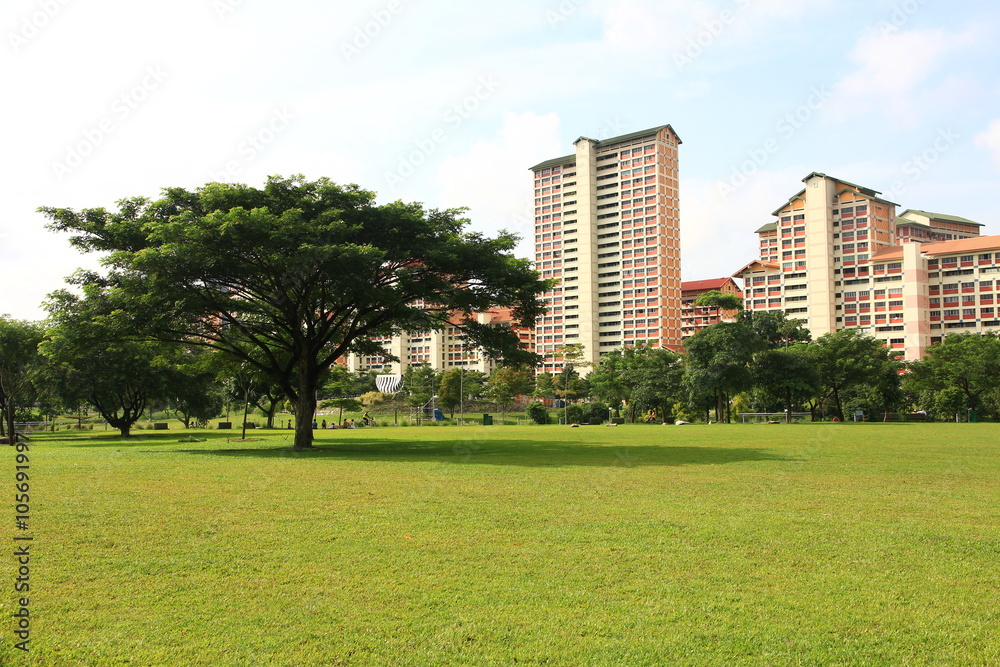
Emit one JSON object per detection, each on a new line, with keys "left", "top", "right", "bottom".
{"left": 752, "top": 348, "right": 819, "bottom": 423}
{"left": 533, "top": 372, "right": 555, "bottom": 398}
{"left": 437, "top": 368, "right": 463, "bottom": 417}
{"left": 485, "top": 367, "right": 533, "bottom": 424}
{"left": 526, "top": 401, "right": 549, "bottom": 425}
{"left": 0, "top": 318, "right": 46, "bottom": 443}
{"left": 41, "top": 288, "right": 175, "bottom": 438}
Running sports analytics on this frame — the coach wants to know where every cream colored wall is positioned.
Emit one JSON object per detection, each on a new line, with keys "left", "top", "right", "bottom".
{"left": 901, "top": 242, "right": 930, "bottom": 361}
{"left": 804, "top": 175, "right": 838, "bottom": 336}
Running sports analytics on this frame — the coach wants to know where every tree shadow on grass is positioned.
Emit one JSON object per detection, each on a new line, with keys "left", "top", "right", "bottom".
{"left": 169, "top": 438, "right": 796, "bottom": 469}
{"left": 46, "top": 431, "right": 286, "bottom": 447}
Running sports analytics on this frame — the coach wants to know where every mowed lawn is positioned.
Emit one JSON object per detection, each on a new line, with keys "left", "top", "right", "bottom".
{"left": 3, "top": 423, "right": 998, "bottom": 666}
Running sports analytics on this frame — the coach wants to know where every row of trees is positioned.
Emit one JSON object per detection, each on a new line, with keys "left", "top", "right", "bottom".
{"left": 6, "top": 306, "right": 998, "bottom": 438}
{"left": 583, "top": 290, "right": 1000, "bottom": 423}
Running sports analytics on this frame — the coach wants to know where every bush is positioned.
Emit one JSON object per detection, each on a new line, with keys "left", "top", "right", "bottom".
{"left": 526, "top": 402, "right": 549, "bottom": 425}
{"left": 565, "top": 404, "right": 585, "bottom": 424}
{"left": 360, "top": 391, "right": 387, "bottom": 406}
{"left": 585, "top": 402, "right": 609, "bottom": 424}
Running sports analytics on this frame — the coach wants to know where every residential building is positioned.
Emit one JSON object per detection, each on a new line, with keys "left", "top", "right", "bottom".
{"left": 895, "top": 209, "right": 983, "bottom": 244}
{"left": 733, "top": 172, "right": 992, "bottom": 360}
{"left": 680, "top": 277, "right": 743, "bottom": 339}
{"left": 868, "top": 237, "right": 1000, "bottom": 360}
{"left": 530, "top": 124, "right": 683, "bottom": 372}
{"left": 343, "top": 308, "right": 533, "bottom": 375}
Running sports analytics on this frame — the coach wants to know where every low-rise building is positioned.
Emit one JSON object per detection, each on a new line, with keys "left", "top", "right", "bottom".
{"left": 680, "top": 277, "right": 743, "bottom": 338}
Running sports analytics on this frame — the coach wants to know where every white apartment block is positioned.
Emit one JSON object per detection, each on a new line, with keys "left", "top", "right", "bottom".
{"left": 343, "top": 308, "right": 530, "bottom": 375}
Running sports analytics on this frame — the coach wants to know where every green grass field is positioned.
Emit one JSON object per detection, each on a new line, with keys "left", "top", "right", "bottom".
{"left": 2, "top": 423, "right": 998, "bottom": 666}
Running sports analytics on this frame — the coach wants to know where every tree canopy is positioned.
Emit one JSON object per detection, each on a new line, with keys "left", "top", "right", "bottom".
{"left": 41, "top": 176, "right": 549, "bottom": 449}
{"left": 806, "top": 329, "right": 903, "bottom": 420}
{"left": 40, "top": 287, "right": 179, "bottom": 437}
{"left": 695, "top": 289, "right": 743, "bottom": 312}
{"left": 905, "top": 333, "right": 1000, "bottom": 418}
{"left": 588, "top": 342, "right": 683, "bottom": 422}
{"left": 0, "top": 317, "right": 45, "bottom": 443}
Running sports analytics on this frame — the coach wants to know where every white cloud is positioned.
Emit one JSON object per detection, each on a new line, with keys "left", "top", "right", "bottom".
{"left": 825, "top": 27, "right": 978, "bottom": 125}
{"left": 975, "top": 119, "right": 1000, "bottom": 169}
{"left": 435, "top": 111, "right": 563, "bottom": 255}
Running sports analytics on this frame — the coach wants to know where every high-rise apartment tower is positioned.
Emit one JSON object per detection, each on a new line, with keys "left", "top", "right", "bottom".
{"left": 530, "top": 125, "right": 683, "bottom": 372}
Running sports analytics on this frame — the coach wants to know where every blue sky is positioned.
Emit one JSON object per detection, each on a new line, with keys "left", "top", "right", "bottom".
{"left": 3, "top": 0, "right": 999, "bottom": 320}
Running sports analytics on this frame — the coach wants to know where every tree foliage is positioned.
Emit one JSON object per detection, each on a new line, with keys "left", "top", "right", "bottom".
{"left": 0, "top": 317, "right": 45, "bottom": 442}
{"left": 437, "top": 369, "right": 464, "bottom": 416}
{"left": 806, "top": 329, "right": 902, "bottom": 420}
{"left": 695, "top": 289, "right": 743, "bottom": 312}
{"left": 41, "top": 176, "right": 548, "bottom": 449}
{"left": 589, "top": 342, "right": 684, "bottom": 422}
{"left": 905, "top": 333, "right": 1000, "bottom": 418}
{"left": 683, "top": 321, "right": 760, "bottom": 422}
{"left": 751, "top": 347, "right": 819, "bottom": 422}
{"left": 40, "top": 288, "right": 177, "bottom": 437}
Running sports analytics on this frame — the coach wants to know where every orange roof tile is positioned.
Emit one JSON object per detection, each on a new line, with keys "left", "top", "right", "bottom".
{"left": 869, "top": 246, "right": 903, "bottom": 262}
{"left": 919, "top": 235, "right": 1000, "bottom": 256}
{"left": 681, "top": 277, "right": 737, "bottom": 293}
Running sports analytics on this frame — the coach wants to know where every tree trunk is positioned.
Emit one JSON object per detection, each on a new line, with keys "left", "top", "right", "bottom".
{"left": 5, "top": 404, "right": 15, "bottom": 445}
{"left": 292, "top": 361, "right": 318, "bottom": 450}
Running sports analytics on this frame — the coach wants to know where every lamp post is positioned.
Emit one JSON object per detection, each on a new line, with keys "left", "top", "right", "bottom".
{"left": 459, "top": 368, "right": 464, "bottom": 426}
{"left": 563, "top": 361, "right": 571, "bottom": 426}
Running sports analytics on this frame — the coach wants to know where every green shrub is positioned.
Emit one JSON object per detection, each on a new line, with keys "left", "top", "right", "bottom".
{"left": 526, "top": 402, "right": 549, "bottom": 425}
{"left": 565, "top": 404, "right": 585, "bottom": 424}
{"left": 585, "top": 402, "right": 609, "bottom": 424}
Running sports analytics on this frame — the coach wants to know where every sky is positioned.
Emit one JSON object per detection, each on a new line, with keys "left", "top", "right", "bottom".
{"left": 3, "top": 0, "right": 999, "bottom": 321}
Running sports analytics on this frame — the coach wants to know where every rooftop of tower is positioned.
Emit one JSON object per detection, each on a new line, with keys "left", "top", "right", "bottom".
{"left": 529, "top": 124, "right": 682, "bottom": 172}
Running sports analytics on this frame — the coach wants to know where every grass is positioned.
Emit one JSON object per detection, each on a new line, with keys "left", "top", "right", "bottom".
{"left": 2, "top": 423, "right": 998, "bottom": 665}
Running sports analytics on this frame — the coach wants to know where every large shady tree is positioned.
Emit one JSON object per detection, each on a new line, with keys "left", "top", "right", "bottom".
{"left": 41, "top": 176, "right": 548, "bottom": 450}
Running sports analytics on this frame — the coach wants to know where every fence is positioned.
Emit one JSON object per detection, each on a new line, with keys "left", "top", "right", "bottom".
{"left": 12, "top": 422, "right": 50, "bottom": 433}
{"left": 739, "top": 412, "right": 810, "bottom": 424}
